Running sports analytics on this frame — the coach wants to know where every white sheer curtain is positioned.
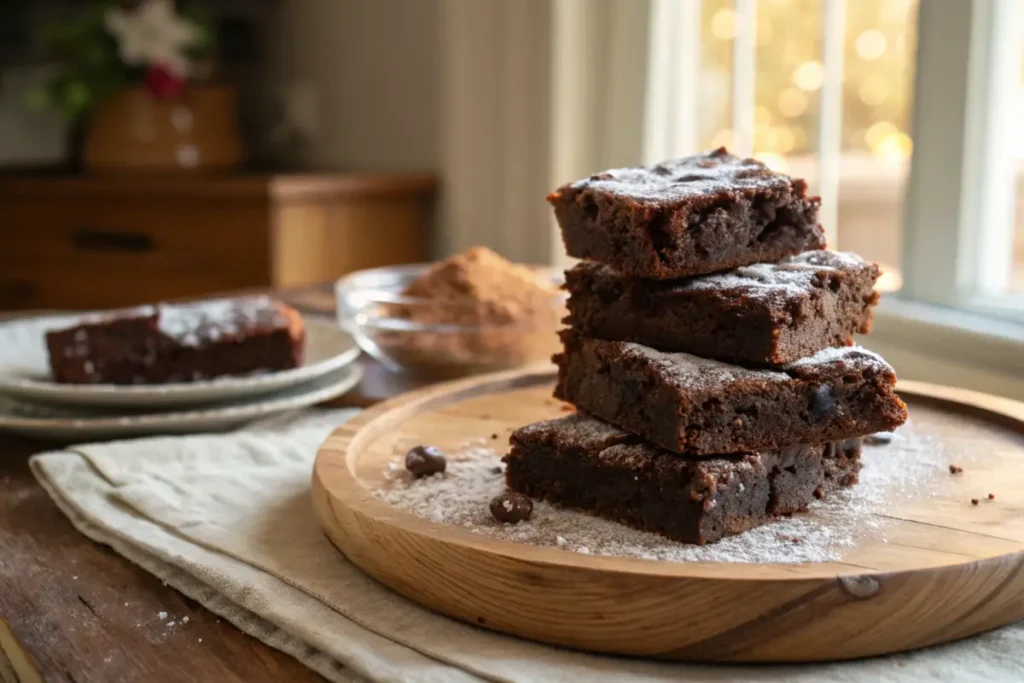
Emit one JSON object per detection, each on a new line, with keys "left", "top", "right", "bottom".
{"left": 438, "top": 0, "right": 649, "bottom": 266}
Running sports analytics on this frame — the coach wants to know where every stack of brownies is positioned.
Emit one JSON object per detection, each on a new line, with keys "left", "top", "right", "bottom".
{"left": 504, "top": 148, "right": 909, "bottom": 545}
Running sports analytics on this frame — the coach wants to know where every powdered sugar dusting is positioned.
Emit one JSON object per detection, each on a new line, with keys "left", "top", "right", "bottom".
{"left": 602, "top": 339, "right": 891, "bottom": 392}
{"left": 566, "top": 149, "right": 793, "bottom": 203}
{"left": 378, "top": 409, "right": 988, "bottom": 564}
{"left": 682, "top": 250, "right": 870, "bottom": 303}
{"left": 156, "top": 296, "right": 286, "bottom": 346}
{"left": 785, "top": 344, "right": 888, "bottom": 370}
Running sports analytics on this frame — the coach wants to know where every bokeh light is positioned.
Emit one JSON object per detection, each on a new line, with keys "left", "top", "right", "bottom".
{"left": 855, "top": 29, "right": 888, "bottom": 60}
{"left": 792, "top": 60, "right": 825, "bottom": 91}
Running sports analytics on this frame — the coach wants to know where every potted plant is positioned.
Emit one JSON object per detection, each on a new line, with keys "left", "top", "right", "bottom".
{"left": 32, "top": 0, "right": 243, "bottom": 172}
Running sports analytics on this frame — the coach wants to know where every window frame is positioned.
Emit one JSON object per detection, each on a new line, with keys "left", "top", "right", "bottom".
{"left": 637, "top": 0, "right": 1024, "bottom": 396}
{"left": 901, "top": 0, "right": 1022, "bottom": 312}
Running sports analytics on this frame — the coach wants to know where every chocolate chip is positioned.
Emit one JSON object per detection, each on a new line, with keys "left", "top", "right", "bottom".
{"left": 808, "top": 385, "right": 837, "bottom": 421}
{"left": 490, "top": 433, "right": 499, "bottom": 440}
{"left": 949, "top": 464, "right": 963, "bottom": 474}
{"left": 971, "top": 498, "right": 979, "bottom": 506}
{"left": 865, "top": 432, "right": 893, "bottom": 445}
{"left": 489, "top": 491, "right": 533, "bottom": 523}
{"left": 490, "top": 466, "right": 503, "bottom": 475}
{"left": 988, "top": 493, "right": 996, "bottom": 500}
{"left": 405, "top": 445, "right": 446, "bottom": 477}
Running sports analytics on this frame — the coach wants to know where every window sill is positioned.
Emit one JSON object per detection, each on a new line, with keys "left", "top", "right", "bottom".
{"left": 862, "top": 297, "right": 1024, "bottom": 401}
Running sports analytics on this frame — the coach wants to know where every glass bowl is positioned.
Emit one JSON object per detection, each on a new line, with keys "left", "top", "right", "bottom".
{"left": 336, "top": 263, "right": 566, "bottom": 379}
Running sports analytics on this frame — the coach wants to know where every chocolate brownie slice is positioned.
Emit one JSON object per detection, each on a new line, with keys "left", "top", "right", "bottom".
{"left": 547, "top": 148, "right": 825, "bottom": 280}
{"left": 505, "top": 413, "right": 862, "bottom": 545}
{"left": 553, "top": 334, "right": 907, "bottom": 455}
{"left": 565, "top": 250, "right": 880, "bottom": 366}
{"left": 45, "top": 296, "right": 305, "bottom": 385}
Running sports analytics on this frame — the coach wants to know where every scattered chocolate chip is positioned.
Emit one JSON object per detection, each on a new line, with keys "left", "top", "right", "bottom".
{"left": 489, "top": 491, "right": 533, "bottom": 523}
{"left": 865, "top": 432, "right": 893, "bottom": 445}
{"left": 949, "top": 464, "right": 963, "bottom": 474}
{"left": 404, "top": 445, "right": 446, "bottom": 477}
{"left": 490, "top": 466, "right": 503, "bottom": 475}
{"left": 971, "top": 498, "right": 979, "bottom": 506}
{"left": 988, "top": 493, "right": 996, "bottom": 500}
{"left": 490, "top": 433, "right": 499, "bottom": 440}
{"left": 808, "top": 385, "right": 838, "bottom": 421}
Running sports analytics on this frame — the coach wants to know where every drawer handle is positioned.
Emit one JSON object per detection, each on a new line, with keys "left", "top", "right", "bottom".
{"left": 72, "top": 229, "right": 155, "bottom": 253}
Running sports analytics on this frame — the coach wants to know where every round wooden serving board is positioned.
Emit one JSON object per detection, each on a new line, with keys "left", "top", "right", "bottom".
{"left": 312, "top": 367, "right": 1024, "bottom": 662}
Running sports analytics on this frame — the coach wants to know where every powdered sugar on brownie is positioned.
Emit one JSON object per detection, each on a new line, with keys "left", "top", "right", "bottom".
{"left": 566, "top": 148, "right": 799, "bottom": 204}
{"left": 156, "top": 297, "right": 287, "bottom": 346}
{"left": 681, "top": 251, "right": 872, "bottom": 303}
{"left": 785, "top": 345, "right": 889, "bottom": 372}
{"left": 609, "top": 340, "right": 891, "bottom": 390}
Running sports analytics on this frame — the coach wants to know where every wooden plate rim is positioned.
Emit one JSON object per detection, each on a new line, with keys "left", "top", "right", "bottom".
{"left": 313, "top": 368, "right": 1024, "bottom": 582}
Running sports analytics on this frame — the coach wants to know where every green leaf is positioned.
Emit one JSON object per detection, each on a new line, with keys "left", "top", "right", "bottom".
{"left": 63, "top": 81, "right": 93, "bottom": 120}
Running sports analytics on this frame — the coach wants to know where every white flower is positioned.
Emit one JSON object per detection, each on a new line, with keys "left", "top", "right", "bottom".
{"left": 105, "top": 0, "right": 201, "bottom": 77}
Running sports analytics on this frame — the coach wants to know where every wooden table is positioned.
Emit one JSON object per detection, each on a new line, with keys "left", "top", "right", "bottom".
{"left": 0, "top": 286, "right": 432, "bottom": 683}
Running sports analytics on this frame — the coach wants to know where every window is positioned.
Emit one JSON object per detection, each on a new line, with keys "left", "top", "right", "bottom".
{"left": 644, "top": 0, "right": 1024, "bottom": 317}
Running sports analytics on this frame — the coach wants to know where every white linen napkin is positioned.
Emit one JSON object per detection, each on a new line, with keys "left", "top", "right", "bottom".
{"left": 29, "top": 410, "right": 1024, "bottom": 683}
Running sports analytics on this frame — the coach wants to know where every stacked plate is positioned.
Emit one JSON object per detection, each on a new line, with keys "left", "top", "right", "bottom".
{"left": 0, "top": 314, "right": 362, "bottom": 440}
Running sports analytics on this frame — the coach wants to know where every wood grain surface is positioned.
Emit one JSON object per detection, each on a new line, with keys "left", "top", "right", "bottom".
{"left": 0, "top": 435, "right": 329, "bottom": 683}
{"left": 313, "top": 368, "right": 1024, "bottom": 662}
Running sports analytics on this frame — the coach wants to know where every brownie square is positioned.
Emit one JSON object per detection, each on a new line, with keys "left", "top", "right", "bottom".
{"left": 553, "top": 334, "right": 907, "bottom": 455}
{"left": 505, "top": 413, "right": 862, "bottom": 545}
{"left": 565, "top": 250, "right": 880, "bottom": 366}
{"left": 45, "top": 296, "right": 305, "bottom": 385}
{"left": 547, "top": 148, "right": 825, "bottom": 280}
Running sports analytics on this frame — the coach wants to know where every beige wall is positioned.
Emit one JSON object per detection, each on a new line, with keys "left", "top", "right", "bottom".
{"left": 265, "top": 0, "right": 443, "bottom": 173}
{"left": 0, "top": 66, "right": 66, "bottom": 165}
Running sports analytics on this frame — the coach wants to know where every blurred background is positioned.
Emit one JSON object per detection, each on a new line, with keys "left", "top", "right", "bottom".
{"left": 0, "top": 0, "right": 1022, "bottom": 395}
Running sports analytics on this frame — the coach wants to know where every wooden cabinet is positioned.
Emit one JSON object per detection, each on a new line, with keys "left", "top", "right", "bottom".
{"left": 0, "top": 172, "right": 435, "bottom": 310}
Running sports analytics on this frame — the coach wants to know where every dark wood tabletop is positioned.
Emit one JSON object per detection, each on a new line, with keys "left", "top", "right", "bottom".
{"left": 0, "top": 285, "right": 433, "bottom": 683}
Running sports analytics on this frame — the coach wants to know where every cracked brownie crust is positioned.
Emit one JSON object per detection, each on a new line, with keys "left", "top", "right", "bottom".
{"left": 553, "top": 334, "right": 907, "bottom": 455}
{"left": 505, "top": 413, "right": 862, "bottom": 545}
{"left": 565, "top": 250, "right": 880, "bottom": 366}
{"left": 548, "top": 148, "right": 826, "bottom": 280}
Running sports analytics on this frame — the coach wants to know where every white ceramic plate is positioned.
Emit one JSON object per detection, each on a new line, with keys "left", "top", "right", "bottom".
{"left": 0, "top": 315, "right": 360, "bottom": 408}
{"left": 0, "top": 364, "right": 362, "bottom": 440}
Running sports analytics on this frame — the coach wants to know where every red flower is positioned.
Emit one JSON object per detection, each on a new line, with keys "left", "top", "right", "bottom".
{"left": 145, "top": 63, "right": 186, "bottom": 100}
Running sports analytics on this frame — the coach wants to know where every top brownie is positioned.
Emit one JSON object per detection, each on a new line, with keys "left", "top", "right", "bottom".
{"left": 548, "top": 148, "right": 825, "bottom": 279}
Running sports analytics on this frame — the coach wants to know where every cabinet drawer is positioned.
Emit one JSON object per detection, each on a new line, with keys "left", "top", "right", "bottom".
{"left": 0, "top": 200, "right": 271, "bottom": 275}
{"left": 0, "top": 200, "right": 273, "bottom": 308}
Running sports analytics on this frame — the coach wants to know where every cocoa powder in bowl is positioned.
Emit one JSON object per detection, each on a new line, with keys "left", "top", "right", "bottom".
{"left": 380, "top": 247, "right": 563, "bottom": 377}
